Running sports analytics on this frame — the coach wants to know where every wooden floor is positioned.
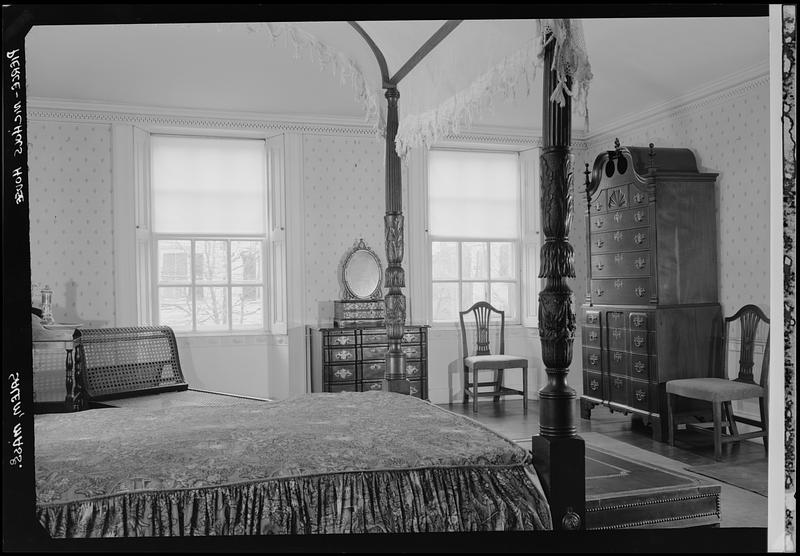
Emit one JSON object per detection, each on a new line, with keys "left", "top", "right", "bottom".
{"left": 440, "top": 398, "right": 768, "bottom": 528}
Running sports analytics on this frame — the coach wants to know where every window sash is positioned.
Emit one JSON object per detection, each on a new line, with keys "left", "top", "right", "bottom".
{"left": 430, "top": 239, "right": 520, "bottom": 324}
{"left": 154, "top": 235, "right": 266, "bottom": 332}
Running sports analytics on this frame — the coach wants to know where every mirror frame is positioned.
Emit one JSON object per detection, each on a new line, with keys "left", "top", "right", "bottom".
{"left": 340, "top": 238, "right": 383, "bottom": 300}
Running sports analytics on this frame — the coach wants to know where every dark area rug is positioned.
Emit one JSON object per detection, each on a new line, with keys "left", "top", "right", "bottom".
{"left": 686, "top": 459, "right": 768, "bottom": 497}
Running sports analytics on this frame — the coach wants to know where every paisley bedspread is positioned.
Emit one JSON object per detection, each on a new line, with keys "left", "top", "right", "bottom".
{"left": 35, "top": 391, "right": 552, "bottom": 536}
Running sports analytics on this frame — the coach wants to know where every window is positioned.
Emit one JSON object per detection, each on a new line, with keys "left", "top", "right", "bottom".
{"left": 150, "top": 135, "right": 268, "bottom": 332}
{"left": 428, "top": 149, "right": 521, "bottom": 323}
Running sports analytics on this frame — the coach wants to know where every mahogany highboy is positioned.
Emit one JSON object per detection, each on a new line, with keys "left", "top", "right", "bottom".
{"left": 580, "top": 144, "right": 721, "bottom": 441}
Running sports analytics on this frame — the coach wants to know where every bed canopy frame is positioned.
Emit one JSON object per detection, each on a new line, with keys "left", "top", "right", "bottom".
{"left": 348, "top": 19, "right": 587, "bottom": 530}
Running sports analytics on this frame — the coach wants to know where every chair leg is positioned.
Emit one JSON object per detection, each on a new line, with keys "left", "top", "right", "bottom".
{"left": 473, "top": 367, "right": 479, "bottom": 413}
{"left": 493, "top": 369, "right": 504, "bottom": 404}
{"left": 724, "top": 401, "right": 739, "bottom": 439}
{"left": 463, "top": 366, "right": 469, "bottom": 405}
{"left": 667, "top": 392, "right": 675, "bottom": 446}
{"left": 759, "top": 396, "right": 768, "bottom": 453}
{"left": 522, "top": 366, "right": 528, "bottom": 415}
{"left": 712, "top": 401, "right": 722, "bottom": 461}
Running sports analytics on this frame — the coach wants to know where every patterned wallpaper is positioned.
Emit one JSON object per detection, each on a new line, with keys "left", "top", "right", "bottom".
{"left": 583, "top": 76, "right": 771, "bottom": 318}
{"left": 27, "top": 121, "right": 116, "bottom": 327}
{"left": 302, "top": 134, "right": 388, "bottom": 324}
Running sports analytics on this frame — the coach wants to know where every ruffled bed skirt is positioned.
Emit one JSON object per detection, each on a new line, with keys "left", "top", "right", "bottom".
{"left": 38, "top": 465, "right": 551, "bottom": 537}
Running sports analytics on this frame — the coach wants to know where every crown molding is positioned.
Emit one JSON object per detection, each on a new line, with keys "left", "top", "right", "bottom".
{"left": 28, "top": 97, "right": 580, "bottom": 148}
{"left": 584, "top": 60, "right": 770, "bottom": 146}
{"left": 26, "top": 97, "right": 381, "bottom": 136}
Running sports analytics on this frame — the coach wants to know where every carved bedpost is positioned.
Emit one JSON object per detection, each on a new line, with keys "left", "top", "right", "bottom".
{"left": 383, "top": 86, "right": 410, "bottom": 394}
{"left": 531, "top": 30, "right": 586, "bottom": 531}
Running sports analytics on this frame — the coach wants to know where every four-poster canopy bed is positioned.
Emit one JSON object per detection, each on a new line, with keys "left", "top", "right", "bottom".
{"left": 29, "top": 18, "right": 595, "bottom": 536}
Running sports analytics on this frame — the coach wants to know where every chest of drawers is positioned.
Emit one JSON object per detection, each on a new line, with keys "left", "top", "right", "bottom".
{"left": 310, "top": 325, "right": 428, "bottom": 399}
{"left": 580, "top": 144, "right": 721, "bottom": 440}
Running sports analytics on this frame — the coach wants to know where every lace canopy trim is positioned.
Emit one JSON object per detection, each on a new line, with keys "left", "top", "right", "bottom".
{"left": 395, "top": 19, "right": 593, "bottom": 158}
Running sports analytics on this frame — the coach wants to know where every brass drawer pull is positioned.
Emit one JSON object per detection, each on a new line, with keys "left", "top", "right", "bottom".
{"left": 334, "top": 336, "right": 352, "bottom": 345}
{"left": 595, "top": 240, "right": 605, "bottom": 248}
{"left": 614, "top": 231, "right": 623, "bottom": 242}
{"left": 594, "top": 202, "right": 603, "bottom": 212}
{"left": 410, "top": 385, "right": 419, "bottom": 396}
{"left": 612, "top": 329, "right": 622, "bottom": 339}
{"left": 590, "top": 379, "right": 599, "bottom": 391}
{"left": 613, "top": 352, "right": 623, "bottom": 362}
{"left": 587, "top": 314, "right": 598, "bottom": 324}
{"left": 595, "top": 263, "right": 605, "bottom": 270}
{"left": 634, "top": 257, "right": 646, "bottom": 270}
{"left": 368, "top": 382, "right": 381, "bottom": 391}
{"left": 589, "top": 331, "right": 599, "bottom": 342}
{"left": 631, "top": 315, "right": 645, "bottom": 328}
{"left": 615, "top": 253, "right": 624, "bottom": 264}
{"left": 595, "top": 288, "right": 604, "bottom": 297}
{"left": 613, "top": 377, "right": 623, "bottom": 389}
{"left": 635, "top": 389, "right": 646, "bottom": 402}
{"left": 633, "top": 336, "right": 645, "bottom": 348}
{"left": 406, "top": 364, "right": 419, "bottom": 376}
{"left": 634, "top": 232, "right": 646, "bottom": 245}
{"left": 589, "top": 354, "right": 599, "bottom": 366}
{"left": 634, "top": 361, "right": 646, "bottom": 373}
{"left": 614, "top": 212, "right": 623, "bottom": 223}
{"left": 615, "top": 279, "right": 623, "bottom": 289}
{"left": 634, "top": 192, "right": 645, "bottom": 204}
{"left": 335, "top": 350, "right": 353, "bottom": 360}
{"left": 634, "top": 210, "right": 644, "bottom": 222}
{"left": 595, "top": 218, "right": 605, "bottom": 229}
{"left": 635, "top": 286, "right": 647, "bottom": 297}
{"left": 369, "top": 363, "right": 382, "bottom": 371}
{"left": 333, "top": 368, "right": 353, "bottom": 380}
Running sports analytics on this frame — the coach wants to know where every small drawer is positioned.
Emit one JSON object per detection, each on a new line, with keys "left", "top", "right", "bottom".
{"left": 630, "top": 354, "right": 654, "bottom": 381}
{"left": 591, "top": 190, "right": 607, "bottom": 214}
{"left": 630, "top": 380, "right": 658, "bottom": 413}
{"left": 326, "top": 364, "right": 356, "bottom": 383}
{"left": 591, "top": 252, "right": 651, "bottom": 278}
{"left": 591, "top": 207, "right": 650, "bottom": 235}
{"left": 325, "top": 347, "right": 356, "bottom": 363}
{"left": 361, "top": 330, "right": 388, "bottom": 344}
{"left": 607, "top": 327, "right": 627, "bottom": 351}
{"left": 609, "top": 375, "right": 628, "bottom": 405}
{"left": 631, "top": 188, "right": 647, "bottom": 206}
{"left": 583, "top": 347, "right": 602, "bottom": 371}
{"left": 328, "top": 382, "right": 357, "bottom": 393}
{"left": 591, "top": 277, "right": 652, "bottom": 305}
{"left": 584, "top": 310, "right": 601, "bottom": 326}
{"left": 360, "top": 380, "right": 384, "bottom": 392}
{"left": 401, "top": 331, "right": 421, "bottom": 344}
{"left": 361, "top": 345, "right": 388, "bottom": 361}
{"left": 409, "top": 380, "right": 424, "bottom": 399}
{"left": 325, "top": 332, "right": 357, "bottom": 347}
{"left": 608, "top": 350, "right": 628, "bottom": 374}
{"left": 405, "top": 362, "right": 423, "bottom": 378}
{"left": 402, "top": 345, "right": 422, "bottom": 359}
{"left": 581, "top": 327, "right": 601, "bottom": 347}
{"left": 605, "top": 311, "right": 627, "bottom": 330}
{"left": 630, "top": 330, "right": 652, "bottom": 355}
{"left": 591, "top": 228, "right": 651, "bottom": 255}
{"left": 583, "top": 370, "right": 603, "bottom": 400}
{"left": 361, "top": 361, "right": 385, "bottom": 381}
{"left": 628, "top": 311, "right": 652, "bottom": 331}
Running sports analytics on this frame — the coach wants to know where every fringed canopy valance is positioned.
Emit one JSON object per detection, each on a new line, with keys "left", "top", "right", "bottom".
{"left": 239, "top": 19, "right": 592, "bottom": 156}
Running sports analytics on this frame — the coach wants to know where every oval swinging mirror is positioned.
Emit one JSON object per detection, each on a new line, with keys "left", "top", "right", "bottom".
{"left": 341, "top": 239, "right": 383, "bottom": 300}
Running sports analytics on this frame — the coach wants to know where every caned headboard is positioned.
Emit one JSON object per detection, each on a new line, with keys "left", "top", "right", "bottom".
{"left": 73, "top": 326, "right": 188, "bottom": 405}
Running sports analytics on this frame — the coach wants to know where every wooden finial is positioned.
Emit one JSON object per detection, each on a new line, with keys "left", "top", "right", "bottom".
{"left": 614, "top": 138, "right": 620, "bottom": 150}
{"left": 648, "top": 143, "right": 656, "bottom": 171}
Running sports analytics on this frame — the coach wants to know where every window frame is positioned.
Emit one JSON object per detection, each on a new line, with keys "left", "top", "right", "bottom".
{"left": 425, "top": 146, "right": 539, "bottom": 327}
{"left": 123, "top": 127, "right": 286, "bottom": 336}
